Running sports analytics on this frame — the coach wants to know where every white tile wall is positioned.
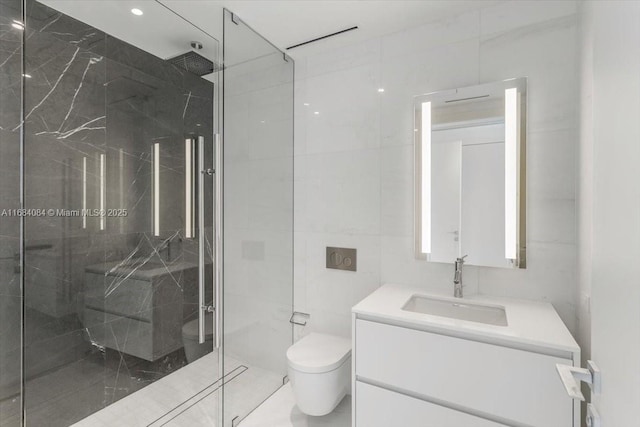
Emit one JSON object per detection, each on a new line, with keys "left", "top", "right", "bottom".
{"left": 579, "top": 2, "right": 640, "bottom": 423}
{"left": 576, "top": 0, "right": 593, "bottom": 398}
{"left": 294, "top": 1, "right": 580, "bottom": 339}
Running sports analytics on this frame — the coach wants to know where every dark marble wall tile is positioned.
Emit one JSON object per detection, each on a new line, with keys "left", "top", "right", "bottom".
{"left": 106, "top": 35, "right": 184, "bottom": 90}
{"left": 0, "top": 1, "right": 22, "bottom": 421}
{"left": 25, "top": 0, "right": 106, "bottom": 56}
{"left": 0, "top": 20, "right": 22, "bottom": 130}
{"left": 0, "top": 0, "right": 21, "bottom": 20}
{"left": 22, "top": 30, "right": 106, "bottom": 145}
{"left": 5, "top": 0, "right": 217, "bottom": 424}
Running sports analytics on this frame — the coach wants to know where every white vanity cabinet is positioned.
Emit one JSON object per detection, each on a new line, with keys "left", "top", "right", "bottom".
{"left": 352, "top": 285, "right": 580, "bottom": 427}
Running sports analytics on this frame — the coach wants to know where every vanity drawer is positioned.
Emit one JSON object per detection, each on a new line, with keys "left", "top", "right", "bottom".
{"left": 84, "top": 308, "right": 154, "bottom": 360}
{"left": 85, "top": 274, "right": 154, "bottom": 321}
{"left": 356, "top": 381, "right": 506, "bottom": 427}
{"left": 84, "top": 308, "right": 182, "bottom": 361}
{"left": 355, "top": 319, "right": 573, "bottom": 426}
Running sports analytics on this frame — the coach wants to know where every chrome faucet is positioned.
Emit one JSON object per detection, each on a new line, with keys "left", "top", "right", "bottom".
{"left": 453, "top": 255, "right": 467, "bottom": 298}
{"left": 157, "top": 240, "right": 172, "bottom": 262}
{"left": 157, "top": 237, "right": 181, "bottom": 262}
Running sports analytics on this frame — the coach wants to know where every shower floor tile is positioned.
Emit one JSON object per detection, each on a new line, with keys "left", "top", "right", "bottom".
{"left": 162, "top": 360, "right": 283, "bottom": 427}
{"left": 70, "top": 350, "right": 284, "bottom": 427}
{"left": 70, "top": 350, "right": 226, "bottom": 427}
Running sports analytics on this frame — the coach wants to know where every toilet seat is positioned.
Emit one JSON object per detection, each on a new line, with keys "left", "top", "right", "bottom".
{"left": 286, "top": 333, "right": 351, "bottom": 374}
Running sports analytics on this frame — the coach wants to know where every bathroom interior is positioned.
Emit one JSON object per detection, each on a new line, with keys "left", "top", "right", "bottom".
{"left": 0, "top": 0, "right": 637, "bottom": 426}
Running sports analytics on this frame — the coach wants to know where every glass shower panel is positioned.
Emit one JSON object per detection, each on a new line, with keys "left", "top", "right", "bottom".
{"left": 0, "top": 1, "right": 23, "bottom": 426}
{"left": 14, "top": 1, "right": 220, "bottom": 425}
{"left": 222, "top": 9, "right": 294, "bottom": 427}
{"left": 22, "top": 8, "right": 108, "bottom": 425}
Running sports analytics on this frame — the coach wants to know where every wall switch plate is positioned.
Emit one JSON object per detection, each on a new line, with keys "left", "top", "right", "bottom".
{"left": 326, "top": 247, "right": 357, "bottom": 272}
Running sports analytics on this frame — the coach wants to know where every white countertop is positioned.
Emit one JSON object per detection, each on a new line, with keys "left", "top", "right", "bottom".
{"left": 352, "top": 284, "right": 580, "bottom": 357}
{"left": 86, "top": 258, "right": 199, "bottom": 281}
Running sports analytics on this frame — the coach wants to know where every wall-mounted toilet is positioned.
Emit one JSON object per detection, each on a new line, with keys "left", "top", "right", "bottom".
{"left": 286, "top": 333, "right": 351, "bottom": 416}
{"left": 182, "top": 313, "right": 214, "bottom": 363}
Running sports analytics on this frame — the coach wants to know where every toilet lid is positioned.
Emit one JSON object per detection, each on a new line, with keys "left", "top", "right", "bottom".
{"left": 286, "top": 333, "right": 351, "bottom": 374}
{"left": 182, "top": 313, "right": 215, "bottom": 339}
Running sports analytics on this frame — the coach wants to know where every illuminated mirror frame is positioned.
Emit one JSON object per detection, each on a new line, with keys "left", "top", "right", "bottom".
{"left": 414, "top": 78, "right": 527, "bottom": 268}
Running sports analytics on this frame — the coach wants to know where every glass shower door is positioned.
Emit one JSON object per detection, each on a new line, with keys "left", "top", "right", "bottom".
{"left": 222, "top": 9, "right": 295, "bottom": 427}
{"left": 14, "top": 0, "right": 221, "bottom": 425}
{"left": 0, "top": 0, "right": 24, "bottom": 425}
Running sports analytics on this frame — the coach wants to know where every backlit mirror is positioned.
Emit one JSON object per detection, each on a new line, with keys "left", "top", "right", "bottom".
{"left": 414, "top": 78, "right": 527, "bottom": 268}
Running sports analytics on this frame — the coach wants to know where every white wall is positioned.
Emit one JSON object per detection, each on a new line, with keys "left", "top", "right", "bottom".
{"left": 580, "top": 1, "right": 640, "bottom": 423}
{"left": 577, "top": 0, "right": 594, "bottom": 404}
{"left": 294, "top": 1, "right": 580, "bottom": 339}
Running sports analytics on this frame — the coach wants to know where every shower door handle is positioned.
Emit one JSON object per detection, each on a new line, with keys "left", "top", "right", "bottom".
{"left": 197, "top": 134, "right": 222, "bottom": 348}
{"left": 197, "top": 136, "right": 214, "bottom": 344}
{"left": 197, "top": 135, "right": 205, "bottom": 344}
{"left": 214, "top": 133, "right": 223, "bottom": 349}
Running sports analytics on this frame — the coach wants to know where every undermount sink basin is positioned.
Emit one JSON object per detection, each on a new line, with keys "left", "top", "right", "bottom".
{"left": 402, "top": 295, "right": 508, "bottom": 326}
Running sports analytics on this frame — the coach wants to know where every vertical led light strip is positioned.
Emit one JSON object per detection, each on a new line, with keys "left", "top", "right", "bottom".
{"left": 99, "top": 153, "right": 105, "bottom": 231}
{"left": 505, "top": 87, "right": 519, "bottom": 260}
{"left": 185, "top": 139, "right": 193, "bottom": 238}
{"left": 82, "top": 157, "right": 87, "bottom": 229}
{"left": 421, "top": 102, "right": 432, "bottom": 254}
{"left": 153, "top": 142, "right": 160, "bottom": 236}
{"left": 119, "top": 149, "right": 124, "bottom": 233}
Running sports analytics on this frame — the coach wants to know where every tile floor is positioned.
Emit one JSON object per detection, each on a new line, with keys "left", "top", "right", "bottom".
{"left": 0, "top": 347, "right": 184, "bottom": 427}
{"left": 240, "top": 384, "right": 351, "bottom": 427}
{"left": 72, "top": 350, "right": 283, "bottom": 426}
{"left": 2, "top": 350, "right": 350, "bottom": 427}
{"left": 159, "top": 358, "right": 284, "bottom": 427}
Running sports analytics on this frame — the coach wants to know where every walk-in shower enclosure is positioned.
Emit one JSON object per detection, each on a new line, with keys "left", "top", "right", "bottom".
{"left": 0, "top": 1, "right": 294, "bottom": 426}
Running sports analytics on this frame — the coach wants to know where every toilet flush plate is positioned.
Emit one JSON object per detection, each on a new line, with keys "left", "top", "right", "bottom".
{"left": 326, "top": 247, "right": 357, "bottom": 272}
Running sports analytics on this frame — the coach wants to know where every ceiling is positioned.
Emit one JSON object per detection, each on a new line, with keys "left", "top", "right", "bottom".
{"left": 41, "top": 0, "right": 500, "bottom": 61}
{"left": 163, "top": 0, "right": 500, "bottom": 57}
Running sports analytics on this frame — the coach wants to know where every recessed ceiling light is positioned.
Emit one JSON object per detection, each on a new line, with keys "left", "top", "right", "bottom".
{"left": 314, "top": 111, "right": 320, "bottom": 115}
{"left": 378, "top": 88, "right": 385, "bottom": 93}
{"left": 131, "top": 8, "right": 143, "bottom": 16}
{"left": 23, "top": 74, "right": 32, "bottom": 79}
{"left": 303, "top": 103, "right": 310, "bottom": 106}
{"left": 12, "top": 20, "right": 24, "bottom": 30}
